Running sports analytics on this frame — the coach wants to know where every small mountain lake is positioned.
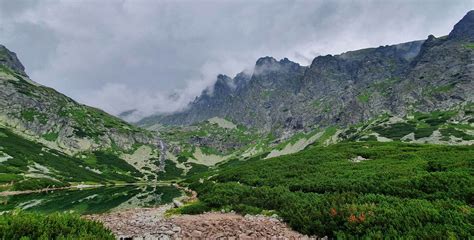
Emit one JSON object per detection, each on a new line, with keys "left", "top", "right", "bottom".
{"left": 0, "top": 184, "right": 182, "bottom": 215}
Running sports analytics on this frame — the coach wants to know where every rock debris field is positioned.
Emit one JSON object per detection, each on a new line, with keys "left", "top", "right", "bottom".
{"left": 85, "top": 205, "right": 317, "bottom": 240}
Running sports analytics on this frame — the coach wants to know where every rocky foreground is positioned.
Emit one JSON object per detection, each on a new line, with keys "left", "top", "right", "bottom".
{"left": 85, "top": 205, "right": 316, "bottom": 239}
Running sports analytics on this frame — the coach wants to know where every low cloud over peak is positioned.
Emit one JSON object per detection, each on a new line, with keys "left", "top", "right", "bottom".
{"left": 0, "top": 0, "right": 472, "bottom": 121}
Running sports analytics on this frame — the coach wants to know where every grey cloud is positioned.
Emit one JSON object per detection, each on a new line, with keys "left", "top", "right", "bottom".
{"left": 0, "top": 0, "right": 472, "bottom": 121}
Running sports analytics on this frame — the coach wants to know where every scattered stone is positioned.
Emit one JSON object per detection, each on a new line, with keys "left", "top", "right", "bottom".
{"left": 350, "top": 155, "right": 369, "bottom": 163}
{"left": 191, "top": 230, "right": 203, "bottom": 237}
{"left": 172, "top": 199, "right": 183, "bottom": 208}
{"left": 85, "top": 208, "right": 317, "bottom": 239}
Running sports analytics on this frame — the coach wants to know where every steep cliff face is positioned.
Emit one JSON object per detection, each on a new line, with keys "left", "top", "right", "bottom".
{"left": 140, "top": 57, "right": 306, "bottom": 133}
{"left": 397, "top": 11, "right": 474, "bottom": 111}
{"left": 140, "top": 41, "right": 423, "bottom": 132}
{"left": 141, "top": 11, "right": 474, "bottom": 139}
{"left": 0, "top": 45, "right": 27, "bottom": 77}
{"left": 448, "top": 10, "right": 474, "bottom": 41}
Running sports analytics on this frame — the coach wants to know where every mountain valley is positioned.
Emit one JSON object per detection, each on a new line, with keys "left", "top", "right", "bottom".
{"left": 0, "top": 9, "right": 473, "bottom": 240}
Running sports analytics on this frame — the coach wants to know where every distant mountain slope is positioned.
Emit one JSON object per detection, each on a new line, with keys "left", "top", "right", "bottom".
{"left": 142, "top": 11, "right": 474, "bottom": 140}
{"left": 0, "top": 45, "right": 167, "bottom": 190}
{"left": 338, "top": 107, "right": 474, "bottom": 144}
{"left": 0, "top": 47, "right": 154, "bottom": 154}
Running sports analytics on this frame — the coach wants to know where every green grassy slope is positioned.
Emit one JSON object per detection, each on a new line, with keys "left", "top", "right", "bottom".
{"left": 0, "top": 46, "right": 164, "bottom": 188}
{"left": 339, "top": 106, "right": 474, "bottom": 144}
{"left": 183, "top": 141, "right": 474, "bottom": 238}
{"left": 159, "top": 119, "right": 266, "bottom": 156}
{"left": 0, "top": 127, "right": 143, "bottom": 191}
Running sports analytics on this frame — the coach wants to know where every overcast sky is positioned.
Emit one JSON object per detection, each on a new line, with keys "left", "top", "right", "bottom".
{"left": 0, "top": 0, "right": 472, "bottom": 121}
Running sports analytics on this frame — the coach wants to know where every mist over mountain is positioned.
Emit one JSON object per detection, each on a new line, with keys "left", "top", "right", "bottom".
{"left": 1, "top": 1, "right": 472, "bottom": 120}
{"left": 140, "top": 10, "right": 474, "bottom": 139}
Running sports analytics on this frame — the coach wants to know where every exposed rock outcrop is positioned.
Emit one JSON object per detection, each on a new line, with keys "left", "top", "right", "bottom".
{"left": 141, "top": 11, "right": 474, "bottom": 139}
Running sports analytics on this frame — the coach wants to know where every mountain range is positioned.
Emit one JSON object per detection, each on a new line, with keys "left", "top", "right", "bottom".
{"left": 141, "top": 10, "right": 474, "bottom": 139}
{"left": 0, "top": 10, "right": 473, "bottom": 192}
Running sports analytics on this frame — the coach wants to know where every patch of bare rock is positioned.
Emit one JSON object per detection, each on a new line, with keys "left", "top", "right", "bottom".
{"left": 85, "top": 206, "right": 176, "bottom": 240}
{"left": 85, "top": 207, "right": 317, "bottom": 239}
{"left": 171, "top": 212, "right": 312, "bottom": 239}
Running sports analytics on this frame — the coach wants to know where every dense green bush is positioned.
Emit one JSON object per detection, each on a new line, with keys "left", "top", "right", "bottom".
{"left": 414, "top": 126, "right": 436, "bottom": 139}
{"left": 440, "top": 127, "right": 474, "bottom": 141}
{"left": 0, "top": 212, "right": 114, "bottom": 239}
{"left": 157, "top": 160, "right": 184, "bottom": 180}
{"left": 185, "top": 163, "right": 209, "bottom": 176}
{"left": 372, "top": 123, "right": 416, "bottom": 139}
{"left": 0, "top": 174, "right": 23, "bottom": 184}
{"left": 185, "top": 142, "right": 474, "bottom": 238}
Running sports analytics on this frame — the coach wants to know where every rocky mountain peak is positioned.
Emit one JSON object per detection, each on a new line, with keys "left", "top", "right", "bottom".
{"left": 448, "top": 10, "right": 474, "bottom": 40}
{"left": 196, "top": 74, "right": 235, "bottom": 102}
{"left": 413, "top": 35, "right": 442, "bottom": 60}
{"left": 214, "top": 74, "right": 235, "bottom": 93}
{"left": 233, "top": 71, "right": 251, "bottom": 86}
{"left": 0, "top": 45, "right": 27, "bottom": 77}
{"left": 216, "top": 74, "right": 232, "bottom": 84}
{"left": 255, "top": 56, "right": 278, "bottom": 67}
{"left": 254, "top": 56, "right": 301, "bottom": 77}
{"left": 309, "top": 54, "right": 338, "bottom": 70}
